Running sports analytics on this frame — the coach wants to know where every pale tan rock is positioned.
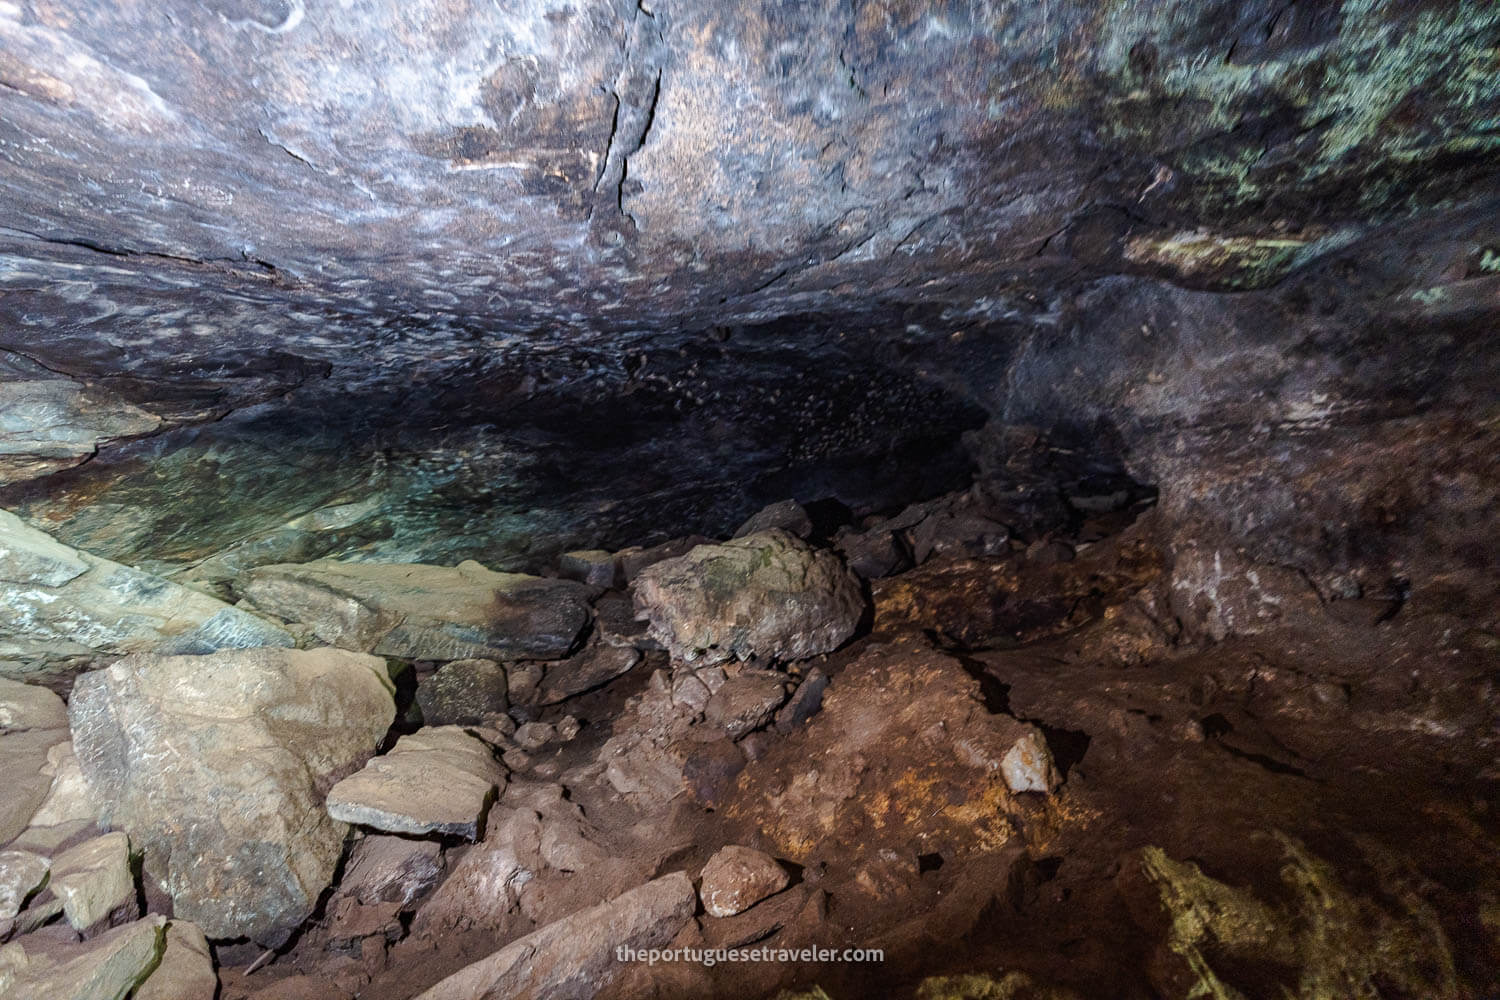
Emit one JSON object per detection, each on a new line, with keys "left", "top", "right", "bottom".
{"left": 135, "top": 920, "right": 218, "bottom": 1000}
{"left": 327, "top": 727, "right": 504, "bottom": 840}
{"left": 69, "top": 647, "right": 395, "bottom": 944}
{"left": 50, "top": 832, "right": 135, "bottom": 932}
{"left": 0, "top": 677, "right": 67, "bottom": 732}
{"left": 0, "top": 726, "right": 68, "bottom": 845}
{"left": 699, "top": 845, "right": 789, "bottom": 917}
{"left": 0, "top": 914, "right": 165, "bottom": 999}
{"left": 241, "top": 559, "right": 593, "bottom": 661}
{"left": 412, "top": 872, "right": 697, "bottom": 1000}
{"left": 0, "top": 850, "right": 50, "bottom": 921}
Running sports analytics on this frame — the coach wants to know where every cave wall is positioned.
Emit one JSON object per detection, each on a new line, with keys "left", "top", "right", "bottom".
{"left": 0, "top": 0, "right": 1497, "bottom": 631}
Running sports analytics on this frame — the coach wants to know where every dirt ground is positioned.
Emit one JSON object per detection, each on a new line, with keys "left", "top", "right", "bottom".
{"left": 221, "top": 507, "right": 1500, "bottom": 1000}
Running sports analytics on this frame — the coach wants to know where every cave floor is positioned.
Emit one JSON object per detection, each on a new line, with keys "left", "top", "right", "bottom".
{"left": 217, "top": 506, "right": 1500, "bottom": 1000}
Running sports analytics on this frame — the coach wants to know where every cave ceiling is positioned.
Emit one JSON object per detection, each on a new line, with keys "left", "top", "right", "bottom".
{"left": 0, "top": 0, "right": 1497, "bottom": 570}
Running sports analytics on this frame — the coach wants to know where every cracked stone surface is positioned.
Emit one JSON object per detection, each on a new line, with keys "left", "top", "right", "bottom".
{"left": 49, "top": 831, "right": 136, "bottom": 933}
{"left": 241, "top": 558, "right": 595, "bottom": 660}
{"left": 68, "top": 647, "right": 396, "bottom": 944}
{"left": 0, "top": 509, "right": 295, "bottom": 682}
{"left": 0, "top": 850, "right": 49, "bottom": 922}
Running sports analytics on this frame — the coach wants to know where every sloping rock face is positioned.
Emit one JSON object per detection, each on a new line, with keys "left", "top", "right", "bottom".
{"left": 0, "top": 509, "right": 293, "bottom": 682}
{"left": 68, "top": 647, "right": 396, "bottom": 944}
{"left": 241, "top": 559, "right": 593, "bottom": 661}
{"left": 633, "top": 530, "right": 865, "bottom": 665}
{"left": 725, "top": 637, "right": 1055, "bottom": 863}
{"left": 412, "top": 871, "right": 697, "bottom": 1000}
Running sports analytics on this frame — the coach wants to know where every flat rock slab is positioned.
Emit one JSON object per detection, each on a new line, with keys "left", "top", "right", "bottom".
{"left": 50, "top": 832, "right": 135, "bottom": 932}
{"left": 632, "top": 529, "right": 865, "bottom": 666}
{"left": 0, "top": 509, "right": 294, "bottom": 679}
{"left": 69, "top": 647, "right": 394, "bottom": 944}
{"left": 327, "top": 727, "right": 504, "bottom": 840}
{"left": 413, "top": 871, "right": 697, "bottom": 1000}
{"left": 540, "top": 641, "right": 641, "bottom": 704}
{"left": 242, "top": 559, "right": 594, "bottom": 661}
{"left": 0, "top": 850, "right": 50, "bottom": 921}
{"left": 0, "top": 914, "right": 165, "bottom": 1000}
{"left": 699, "top": 845, "right": 789, "bottom": 917}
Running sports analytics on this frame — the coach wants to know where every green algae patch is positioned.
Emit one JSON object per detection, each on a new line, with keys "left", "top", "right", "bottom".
{"left": 1039, "top": 0, "right": 1500, "bottom": 226}
{"left": 1133, "top": 834, "right": 1460, "bottom": 1000}
{"left": 1122, "top": 230, "right": 1361, "bottom": 290}
{"left": 916, "top": 971, "right": 1081, "bottom": 1000}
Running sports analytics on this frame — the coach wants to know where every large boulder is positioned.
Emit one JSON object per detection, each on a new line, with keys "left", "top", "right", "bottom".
{"left": 68, "top": 647, "right": 395, "bottom": 944}
{"left": 240, "top": 559, "right": 594, "bottom": 661}
{"left": 412, "top": 871, "right": 697, "bottom": 1000}
{"left": 632, "top": 530, "right": 865, "bottom": 665}
{"left": 0, "top": 509, "right": 294, "bottom": 682}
